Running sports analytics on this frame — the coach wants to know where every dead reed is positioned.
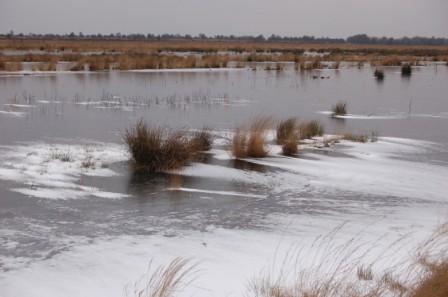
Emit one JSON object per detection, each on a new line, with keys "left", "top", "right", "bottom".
{"left": 125, "top": 121, "right": 210, "bottom": 172}
{"left": 231, "top": 117, "right": 271, "bottom": 158}
{"left": 298, "top": 120, "right": 324, "bottom": 139}
{"left": 332, "top": 102, "right": 347, "bottom": 117}
{"left": 128, "top": 258, "right": 196, "bottom": 297}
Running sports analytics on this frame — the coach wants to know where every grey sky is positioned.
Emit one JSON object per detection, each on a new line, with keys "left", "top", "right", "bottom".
{"left": 1, "top": 0, "right": 447, "bottom": 37}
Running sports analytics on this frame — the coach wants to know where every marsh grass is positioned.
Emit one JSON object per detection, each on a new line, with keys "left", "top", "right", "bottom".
{"left": 332, "top": 102, "right": 347, "bottom": 117}
{"left": 299, "top": 120, "right": 324, "bottom": 139}
{"left": 276, "top": 118, "right": 298, "bottom": 145}
{"left": 50, "top": 151, "right": 73, "bottom": 162}
{"left": 125, "top": 120, "right": 208, "bottom": 172}
{"left": 343, "top": 133, "right": 370, "bottom": 143}
{"left": 276, "top": 118, "right": 300, "bottom": 156}
{"left": 248, "top": 223, "right": 448, "bottom": 297}
{"left": 128, "top": 258, "right": 197, "bottom": 297}
{"left": 2, "top": 62, "right": 23, "bottom": 71}
{"left": 188, "top": 129, "right": 213, "bottom": 153}
{"left": 232, "top": 117, "right": 271, "bottom": 158}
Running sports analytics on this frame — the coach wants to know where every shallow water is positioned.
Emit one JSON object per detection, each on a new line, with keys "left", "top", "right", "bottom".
{"left": 0, "top": 64, "right": 447, "bottom": 297}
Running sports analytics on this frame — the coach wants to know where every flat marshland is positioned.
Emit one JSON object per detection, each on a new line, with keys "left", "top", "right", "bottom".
{"left": 0, "top": 38, "right": 448, "bottom": 297}
{"left": 1, "top": 39, "right": 448, "bottom": 71}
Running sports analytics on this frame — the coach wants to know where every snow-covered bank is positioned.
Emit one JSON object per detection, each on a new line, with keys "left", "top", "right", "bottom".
{"left": 0, "top": 142, "right": 129, "bottom": 199}
{"left": 0, "top": 211, "right": 442, "bottom": 297}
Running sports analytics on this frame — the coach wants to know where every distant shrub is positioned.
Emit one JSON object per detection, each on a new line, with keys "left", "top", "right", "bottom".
{"left": 374, "top": 69, "right": 385, "bottom": 80}
{"left": 401, "top": 64, "right": 412, "bottom": 76}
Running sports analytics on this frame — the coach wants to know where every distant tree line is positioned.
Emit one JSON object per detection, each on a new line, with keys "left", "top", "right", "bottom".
{"left": 1, "top": 31, "right": 448, "bottom": 45}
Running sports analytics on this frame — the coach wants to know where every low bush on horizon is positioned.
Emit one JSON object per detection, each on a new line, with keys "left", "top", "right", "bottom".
{"left": 124, "top": 120, "right": 211, "bottom": 172}
{"left": 332, "top": 102, "right": 347, "bottom": 117}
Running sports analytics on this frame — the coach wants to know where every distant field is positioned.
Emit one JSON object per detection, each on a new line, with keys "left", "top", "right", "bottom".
{"left": 1, "top": 39, "right": 447, "bottom": 72}
{"left": 2, "top": 38, "right": 448, "bottom": 54}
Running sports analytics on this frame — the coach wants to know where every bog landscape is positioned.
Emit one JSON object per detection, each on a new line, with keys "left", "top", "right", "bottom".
{"left": 0, "top": 4, "right": 448, "bottom": 297}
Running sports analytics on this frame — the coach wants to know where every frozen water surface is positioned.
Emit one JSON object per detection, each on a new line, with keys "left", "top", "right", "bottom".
{"left": 0, "top": 64, "right": 447, "bottom": 296}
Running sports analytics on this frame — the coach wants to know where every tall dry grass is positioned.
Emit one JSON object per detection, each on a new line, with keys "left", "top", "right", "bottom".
{"left": 124, "top": 121, "right": 211, "bottom": 172}
{"left": 332, "top": 102, "right": 347, "bottom": 117}
{"left": 248, "top": 223, "right": 448, "bottom": 297}
{"left": 128, "top": 258, "right": 197, "bottom": 297}
{"left": 232, "top": 117, "right": 272, "bottom": 158}
{"left": 276, "top": 118, "right": 300, "bottom": 156}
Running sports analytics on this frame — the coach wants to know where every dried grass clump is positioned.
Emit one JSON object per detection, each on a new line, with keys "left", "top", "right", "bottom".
{"left": 129, "top": 258, "right": 196, "bottom": 297}
{"left": 247, "top": 222, "right": 448, "bottom": 297}
{"left": 332, "top": 102, "right": 347, "bottom": 116}
{"left": 276, "top": 118, "right": 300, "bottom": 156}
{"left": 232, "top": 117, "right": 271, "bottom": 158}
{"left": 3, "top": 62, "right": 23, "bottom": 71}
{"left": 188, "top": 129, "right": 213, "bottom": 153}
{"left": 343, "top": 133, "right": 369, "bottom": 143}
{"left": 125, "top": 120, "right": 201, "bottom": 172}
{"left": 276, "top": 118, "right": 298, "bottom": 145}
{"left": 299, "top": 120, "right": 324, "bottom": 139}
{"left": 281, "top": 132, "right": 299, "bottom": 156}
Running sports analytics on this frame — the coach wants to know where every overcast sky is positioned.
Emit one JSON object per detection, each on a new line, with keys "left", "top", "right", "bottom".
{"left": 1, "top": 0, "right": 447, "bottom": 37}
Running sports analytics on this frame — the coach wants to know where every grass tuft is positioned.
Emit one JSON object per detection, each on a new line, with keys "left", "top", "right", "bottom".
{"left": 125, "top": 120, "right": 201, "bottom": 172}
{"left": 188, "top": 129, "right": 213, "bottom": 153}
{"left": 232, "top": 117, "right": 271, "bottom": 159}
{"left": 332, "top": 102, "right": 347, "bottom": 116}
{"left": 299, "top": 120, "right": 324, "bottom": 139}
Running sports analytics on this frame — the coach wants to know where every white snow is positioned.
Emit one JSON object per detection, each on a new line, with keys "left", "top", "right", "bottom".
{"left": 0, "top": 142, "right": 129, "bottom": 200}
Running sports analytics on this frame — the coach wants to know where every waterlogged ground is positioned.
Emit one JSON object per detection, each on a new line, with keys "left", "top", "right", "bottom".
{"left": 0, "top": 64, "right": 448, "bottom": 297}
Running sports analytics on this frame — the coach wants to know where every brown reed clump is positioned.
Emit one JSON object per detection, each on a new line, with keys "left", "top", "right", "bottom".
{"left": 125, "top": 120, "right": 194, "bottom": 172}
{"left": 332, "top": 102, "right": 347, "bottom": 116}
{"left": 232, "top": 117, "right": 271, "bottom": 158}
{"left": 299, "top": 120, "right": 324, "bottom": 139}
